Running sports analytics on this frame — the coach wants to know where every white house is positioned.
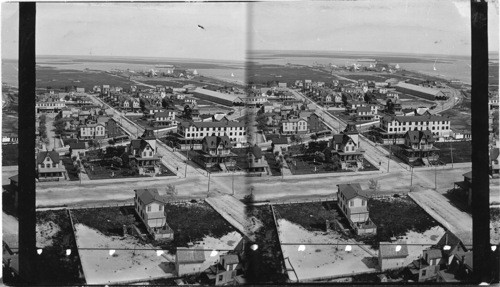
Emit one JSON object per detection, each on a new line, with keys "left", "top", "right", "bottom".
{"left": 281, "top": 118, "right": 308, "bottom": 134}
{"left": 176, "top": 248, "right": 206, "bottom": 276}
{"left": 336, "top": 183, "right": 376, "bottom": 235}
{"left": 378, "top": 241, "right": 409, "bottom": 271}
{"left": 134, "top": 188, "right": 173, "bottom": 241}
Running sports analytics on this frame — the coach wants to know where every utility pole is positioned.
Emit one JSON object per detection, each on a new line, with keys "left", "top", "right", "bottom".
{"left": 410, "top": 165, "right": 414, "bottom": 187}
{"left": 387, "top": 143, "right": 391, "bottom": 173}
{"left": 434, "top": 164, "right": 437, "bottom": 191}
{"left": 207, "top": 171, "right": 211, "bottom": 197}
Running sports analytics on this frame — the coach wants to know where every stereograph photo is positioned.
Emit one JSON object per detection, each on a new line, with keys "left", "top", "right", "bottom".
{"left": 1, "top": 0, "right": 499, "bottom": 285}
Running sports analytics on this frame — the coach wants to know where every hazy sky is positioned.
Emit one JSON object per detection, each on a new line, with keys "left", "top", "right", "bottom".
{"left": 1, "top": 1, "right": 499, "bottom": 60}
{"left": 250, "top": 0, "right": 499, "bottom": 56}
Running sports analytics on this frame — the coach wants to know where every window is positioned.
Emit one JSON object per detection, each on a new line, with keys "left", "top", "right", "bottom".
{"left": 159, "top": 205, "right": 163, "bottom": 211}
{"left": 349, "top": 200, "right": 353, "bottom": 207}
{"left": 362, "top": 199, "right": 365, "bottom": 206}
{"left": 147, "top": 206, "right": 151, "bottom": 212}
{"left": 218, "top": 275, "right": 223, "bottom": 281}
{"left": 422, "top": 269, "right": 427, "bottom": 277}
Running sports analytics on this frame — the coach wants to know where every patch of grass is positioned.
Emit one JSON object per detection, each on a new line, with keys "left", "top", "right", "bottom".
{"left": 367, "top": 196, "right": 440, "bottom": 246}
{"left": 274, "top": 202, "right": 340, "bottom": 232}
{"left": 71, "top": 207, "right": 136, "bottom": 236}
{"left": 434, "top": 141, "right": 472, "bottom": 164}
{"left": 35, "top": 210, "right": 84, "bottom": 284}
{"left": 159, "top": 201, "right": 236, "bottom": 252}
{"left": 2, "top": 143, "right": 18, "bottom": 166}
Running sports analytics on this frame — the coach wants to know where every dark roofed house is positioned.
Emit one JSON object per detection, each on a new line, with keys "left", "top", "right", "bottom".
{"left": 126, "top": 131, "right": 161, "bottom": 175}
{"left": 393, "top": 130, "right": 439, "bottom": 165}
{"left": 245, "top": 145, "right": 267, "bottom": 173}
{"left": 176, "top": 248, "right": 206, "bottom": 276}
{"left": 191, "top": 135, "right": 237, "bottom": 172}
{"left": 378, "top": 241, "right": 409, "bottom": 271}
{"left": 36, "top": 151, "right": 66, "bottom": 181}
{"left": 69, "top": 141, "right": 88, "bottom": 159}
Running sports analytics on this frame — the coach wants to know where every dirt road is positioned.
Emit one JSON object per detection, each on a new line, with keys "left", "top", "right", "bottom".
{"left": 205, "top": 194, "right": 260, "bottom": 240}
{"left": 409, "top": 189, "right": 472, "bottom": 245}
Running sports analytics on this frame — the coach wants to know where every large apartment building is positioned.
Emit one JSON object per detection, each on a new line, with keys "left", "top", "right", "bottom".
{"left": 378, "top": 114, "right": 451, "bottom": 144}
{"left": 177, "top": 118, "right": 247, "bottom": 146}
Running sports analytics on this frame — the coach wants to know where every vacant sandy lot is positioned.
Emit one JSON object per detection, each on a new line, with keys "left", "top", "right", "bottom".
{"left": 74, "top": 224, "right": 174, "bottom": 285}
{"left": 277, "top": 219, "right": 378, "bottom": 282}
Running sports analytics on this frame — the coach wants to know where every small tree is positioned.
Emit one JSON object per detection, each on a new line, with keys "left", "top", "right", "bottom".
{"left": 108, "top": 139, "right": 116, "bottom": 145}
{"left": 111, "top": 156, "right": 123, "bottom": 167}
{"left": 310, "top": 134, "right": 318, "bottom": 141}
{"left": 368, "top": 178, "right": 380, "bottom": 192}
{"left": 165, "top": 184, "right": 178, "bottom": 197}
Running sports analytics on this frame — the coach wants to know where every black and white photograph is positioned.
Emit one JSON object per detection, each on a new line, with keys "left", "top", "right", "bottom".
{"left": 1, "top": 0, "right": 499, "bottom": 285}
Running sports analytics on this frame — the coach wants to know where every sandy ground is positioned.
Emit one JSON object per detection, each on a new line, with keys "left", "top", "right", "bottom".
{"left": 74, "top": 223, "right": 174, "bottom": 285}
{"left": 409, "top": 190, "right": 472, "bottom": 245}
{"left": 491, "top": 220, "right": 500, "bottom": 245}
{"left": 205, "top": 194, "right": 261, "bottom": 240}
{"left": 400, "top": 226, "right": 446, "bottom": 266}
{"left": 36, "top": 221, "right": 60, "bottom": 248}
{"left": 2, "top": 212, "right": 19, "bottom": 248}
{"left": 277, "top": 219, "right": 378, "bottom": 282}
{"left": 191, "top": 231, "right": 243, "bottom": 271}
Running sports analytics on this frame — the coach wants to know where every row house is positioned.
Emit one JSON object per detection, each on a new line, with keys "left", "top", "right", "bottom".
{"left": 36, "top": 100, "right": 66, "bottom": 113}
{"left": 393, "top": 130, "right": 440, "bottom": 165}
{"left": 281, "top": 117, "right": 308, "bottom": 135}
{"left": 153, "top": 110, "right": 177, "bottom": 127}
{"left": 378, "top": 115, "right": 451, "bottom": 144}
{"left": 120, "top": 96, "right": 141, "bottom": 111}
{"left": 177, "top": 119, "right": 247, "bottom": 147}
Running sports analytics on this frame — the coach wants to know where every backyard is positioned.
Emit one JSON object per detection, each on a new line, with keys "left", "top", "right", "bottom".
{"left": 2, "top": 143, "right": 18, "bottom": 166}
{"left": 366, "top": 195, "right": 442, "bottom": 247}
{"left": 244, "top": 205, "right": 288, "bottom": 283}
{"left": 434, "top": 141, "right": 472, "bottom": 164}
{"left": 35, "top": 210, "right": 85, "bottom": 285}
{"left": 160, "top": 201, "right": 238, "bottom": 252}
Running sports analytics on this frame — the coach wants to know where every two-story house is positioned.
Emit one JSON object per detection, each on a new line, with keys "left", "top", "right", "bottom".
{"left": 336, "top": 183, "right": 376, "bottom": 235}
{"left": 245, "top": 145, "right": 268, "bottom": 173}
{"left": 36, "top": 151, "right": 66, "bottom": 181}
{"left": 153, "top": 110, "right": 177, "bottom": 127}
{"left": 407, "top": 247, "right": 444, "bottom": 282}
{"left": 327, "top": 123, "right": 365, "bottom": 170}
{"left": 125, "top": 129, "right": 161, "bottom": 175}
{"left": 281, "top": 118, "right": 308, "bottom": 135}
{"left": 78, "top": 123, "right": 106, "bottom": 140}
{"left": 393, "top": 130, "right": 440, "bottom": 165}
{"left": 134, "top": 188, "right": 173, "bottom": 241}
{"left": 191, "top": 136, "right": 237, "bottom": 171}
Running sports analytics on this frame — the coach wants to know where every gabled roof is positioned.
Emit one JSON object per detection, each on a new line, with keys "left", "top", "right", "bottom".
{"left": 271, "top": 137, "right": 289, "bottom": 145}
{"left": 435, "top": 231, "right": 467, "bottom": 256}
{"left": 69, "top": 142, "right": 87, "bottom": 150}
{"left": 425, "top": 248, "right": 443, "bottom": 260}
{"left": 135, "top": 188, "right": 169, "bottom": 205}
{"left": 221, "top": 254, "right": 239, "bottom": 266}
{"left": 176, "top": 248, "right": 206, "bottom": 264}
{"left": 379, "top": 242, "right": 409, "bottom": 259}
{"left": 37, "top": 151, "right": 59, "bottom": 164}
{"left": 248, "top": 146, "right": 262, "bottom": 159}
{"left": 203, "top": 136, "right": 231, "bottom": 149}
{"left": 406, "top": 130, "right": 435, "bottom": 144}
{"left": 463, "top": 171, "right": 472, "bottom": 179}
{"left": 337, "top": 183, "right": 366, "bottom": 200}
